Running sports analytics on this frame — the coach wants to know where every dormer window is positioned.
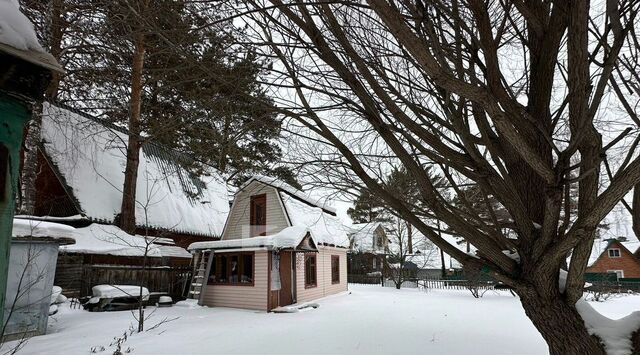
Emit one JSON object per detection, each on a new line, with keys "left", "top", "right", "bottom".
{"left": 250, "top": 194, "right": 267, "bottom": 237}
{"left": 608, "top": 248, "right": 621, "bottom": 258}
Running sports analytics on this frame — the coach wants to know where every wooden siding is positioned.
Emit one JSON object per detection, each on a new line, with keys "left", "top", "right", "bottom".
{"left": 222, "top": 181, "right": 289, "bottom": 240}
{"left": 201, "top": 251, "right": 269, "bottom": 311}
{"left": 296, "top": 247, "right": 348, "bottom": 303}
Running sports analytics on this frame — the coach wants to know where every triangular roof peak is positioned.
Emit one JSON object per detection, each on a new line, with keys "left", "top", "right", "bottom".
{"left": 239, "top": 175, "right": 336, "bottom": 215}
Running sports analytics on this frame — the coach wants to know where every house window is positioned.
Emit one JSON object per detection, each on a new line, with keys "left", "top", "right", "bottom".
{"left": 0, "top": 144, "right": 8, "bottom": 202}
{"left": 608, "top": 248, "right": 621, "bottom": 258}
{"left": 250, "top": 194, "right": 267, "bottom": 237}
{"left": 372, "top": 257, "right": 377, "bottom": 269}
{"left": 607, "top": 270, "right": 624, "bottom": 280}
{"left": 331, "top": 255, "right": 340, "bottom": 284}
{"left": 208, "top": 252, "right": 254, "bottom": 285}
{"left": 305, "top": 253, "right": 317, "bottom": 288}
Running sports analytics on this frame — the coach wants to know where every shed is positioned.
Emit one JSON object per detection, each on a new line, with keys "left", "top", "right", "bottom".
{"left": 4, "top": 219, "right": 74, "bottom": 340}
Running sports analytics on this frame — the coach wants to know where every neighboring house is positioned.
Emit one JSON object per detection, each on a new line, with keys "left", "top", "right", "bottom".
{"left": 20, "top": 103, "right": 230, "bottom": 300}
{"left": 28, "top": 103, "right": 230, "bottom": 249}
{"left": 347, "top": 222, "right": 388, "bottom": 275}
{"left": 586, "top": 238, "right": 640, "bottom": 279}
{"left": 389, "top": 233, "right": 464, "bottom": 280}
{"left": 188, "top": 175, "right": 349, "bottom": 312}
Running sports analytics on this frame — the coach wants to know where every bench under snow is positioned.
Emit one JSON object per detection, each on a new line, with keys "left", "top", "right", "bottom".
{"left": 92, "top": 285, "right": 150, "bottom": 301}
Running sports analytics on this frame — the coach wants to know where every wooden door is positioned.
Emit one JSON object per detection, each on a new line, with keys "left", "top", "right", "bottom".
{"left": 279, "top": 252, "right": 293, "bottom": 306}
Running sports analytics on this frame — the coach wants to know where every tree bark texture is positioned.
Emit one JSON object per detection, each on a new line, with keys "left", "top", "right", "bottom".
{"left": 119, "top": 30, "right": 146, "bottom": 234}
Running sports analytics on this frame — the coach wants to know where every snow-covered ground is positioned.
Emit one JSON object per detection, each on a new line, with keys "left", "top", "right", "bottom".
{"left": 6, "top": 285, "right": 640, "bottom": 355}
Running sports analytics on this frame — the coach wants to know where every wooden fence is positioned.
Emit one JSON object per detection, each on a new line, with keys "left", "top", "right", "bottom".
{"left": 348, "top": 274, "right": 382, "bottom": 285}
{"left": 55, "top": 262, "right": 192, "bottom": 300}
{"left": 421, "top": 279, "right": 497, "bottom": 290}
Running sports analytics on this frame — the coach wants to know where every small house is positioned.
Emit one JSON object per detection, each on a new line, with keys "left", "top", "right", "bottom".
{"left": 586, "top": 238, "right": 640, "bottom": 279}
{"left": 347, "top": 222, "right": 388, "bottom": 275}
{"left": 188, "top": 176, "right": 349, "bottom": 312}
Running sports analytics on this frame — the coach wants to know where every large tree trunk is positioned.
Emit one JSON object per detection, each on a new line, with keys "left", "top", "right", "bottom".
{"left": 517, "top": 286, "right": 605, "bottom": 355}
{"left": 119, "top": 30, "right": 146, "bottom": 234}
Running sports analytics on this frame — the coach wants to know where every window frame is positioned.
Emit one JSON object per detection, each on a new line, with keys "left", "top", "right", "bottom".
{"left": 304, "top": 253, "right": 317, "bottom": 289}
{"left": 207, "top": 252, "right": 255, "bottom": 286}
{"left": 331, "top": 255, "right": 340, "bottom": 284}
{"left": 250, "top": 194, "right": 267, "bottom": 237}
{"left": 608, "top": 248, "right": 621, "bottom": 258}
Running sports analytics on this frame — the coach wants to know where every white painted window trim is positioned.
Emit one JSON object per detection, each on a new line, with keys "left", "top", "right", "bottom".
{"left": 608, "top": 248, "right": 621, "bottom": 258}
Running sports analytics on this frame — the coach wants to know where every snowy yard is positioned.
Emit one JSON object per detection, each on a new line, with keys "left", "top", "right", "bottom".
{"left": 7, "top": 285, "right": 640, "bottom": 355}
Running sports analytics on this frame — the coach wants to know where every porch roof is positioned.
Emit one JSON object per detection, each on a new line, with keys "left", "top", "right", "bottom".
{"left": 188, "top": 226, "right": 317, "bottom": 252}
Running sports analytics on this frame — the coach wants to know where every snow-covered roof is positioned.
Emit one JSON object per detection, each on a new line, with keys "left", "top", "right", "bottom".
{"left": 0, "top": 0, "right": 42, "bottom": 52}
{"left": 61, "top": 223, "right": 191, "bottom": 259}
{"left": 588, "top": 203, "right": 640, "bottom": 266}
{"left": 280, "top": 193, "right": 349, "bottom": 248}
{"left": 389, "top": 231, "right": 464, "bottom": 270}
{"left": 40, "top": 103, "right": 230, "bottom": 237}
{"left": 11, "top": 218, "right": 75, "bottom": 244}
{"left": 588, "top": 238, "right": 639, "bottom": 267}
{"left": 240, "top": 175, "right": 336, "bottom": 214}
{"left": 348, "top": 222, "right": 385, "bottom": 253}
{"left": 189, "top": 225, "right": 316, "bottom": 251}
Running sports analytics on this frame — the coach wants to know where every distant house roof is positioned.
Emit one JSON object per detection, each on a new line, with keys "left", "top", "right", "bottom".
{"left": 388, "top": 232, "right": 465, "bottom": 270}
{"left": 348, "top": 222, "right": 386, "bottom": 254}
{"left": 587, "top": 203, "right": 640, "bottom": 267}
{"left": 40, "top": 103, "right": 230, "bottom": 237}
{"left": 588, "top": 238, "right": 640, "bottom": 267}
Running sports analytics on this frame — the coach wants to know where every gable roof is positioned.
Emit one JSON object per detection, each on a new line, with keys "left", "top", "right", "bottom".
{"left": 239, "top": 175, "right": 336, "bottom": 214}
{"left": 40, "top": 102, "right": 230, "bottom": 237}
{"left": 588, "top": 238, "right": 640, "bottom": 267}
{"left": 348, "top": 222, "right": 385, "bottom": 253}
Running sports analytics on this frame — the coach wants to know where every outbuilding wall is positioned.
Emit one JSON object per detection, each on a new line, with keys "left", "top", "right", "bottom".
{"left": 201, "top": 250, "right": 269, "bottom": 311}
{"left": 296, "top": 246, "right": 348, "bottom": 303}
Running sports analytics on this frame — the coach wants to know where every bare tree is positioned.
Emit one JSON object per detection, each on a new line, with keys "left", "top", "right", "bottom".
{"left": 236, "top": 1, "right": 640, "bottom": 353}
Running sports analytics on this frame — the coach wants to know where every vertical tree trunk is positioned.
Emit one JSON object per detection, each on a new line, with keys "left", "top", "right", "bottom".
{"left": 517, "top": 288, "right": 605, "bottom": 355}
{"left": 632, "top": 184, "right": 640, "bottom": 240}
{"left": 440, "top": 248, "right": 446, "bottom": 278}
{"left": 119, "top": 30, "right": 146, "bottom": 234}
{"left": 407, "top": 222, "right": 413, "bottom": 254}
